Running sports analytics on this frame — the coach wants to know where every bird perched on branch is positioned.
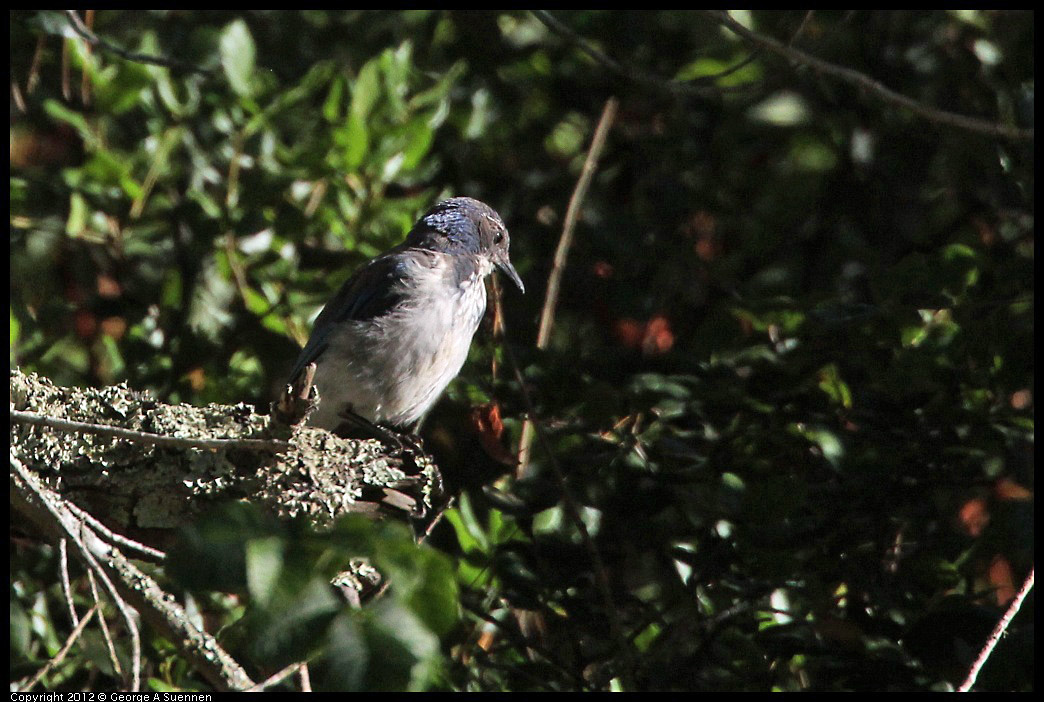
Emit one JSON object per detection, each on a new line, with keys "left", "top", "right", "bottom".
{"left": 286, "top": 197, "right": 524, "bottom": 434}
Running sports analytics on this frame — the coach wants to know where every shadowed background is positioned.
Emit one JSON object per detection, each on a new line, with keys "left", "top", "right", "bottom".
{"left": 10, "top": 10, "right": 1033, "bottom": 692}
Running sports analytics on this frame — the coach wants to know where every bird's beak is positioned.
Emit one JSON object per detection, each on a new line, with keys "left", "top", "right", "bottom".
{"left": 496, "top": 258, "right": 525, "bottom": 294}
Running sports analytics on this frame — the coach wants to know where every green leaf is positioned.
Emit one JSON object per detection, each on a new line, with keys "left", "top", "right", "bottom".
{"left": 400, "top": 121, "right": 434, "bottom": 171}
{"left": 319, "top": 613, "right": 369, "bottom": 690}
{"left": 748, "top": 91, "right": 810, "bottom": 126}
{"left": 10, "top": 308, "right": 20, "bottom": 360}
{"left": 818, "top": 363, "right": 853, "bottom": 408}
{"left": 247, "top": 577, "right": 342, "bottom": 665}
{"left": 220, "top": 19, "right": 257, "bottom": 97}
{"left": 359, "top": 600, "right": 441, "bottom": 691}
{"left": 343, "top": 112, "right": 369, "bottom": 170}
{"left": 674, "top": 56, "right": 761, "bottom": 86}
{"left": 10, "top": 597, "right": 31, "bottom": 661}
{"left": 323, "top": 75, "right": 346, "bottom": 122}
{"left": 43, "top": 100, "right": 98, "bottom": 148}
{"left": 246, "top": 536, "right": 285, "bottom": 607}
{"left": 350, "top": 59, "right": 381, "bottom": 119}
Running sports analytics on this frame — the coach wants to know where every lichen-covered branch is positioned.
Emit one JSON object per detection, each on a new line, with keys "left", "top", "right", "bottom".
{"left": 10, "top": 369, "right": 444, "bottom": 541}
{"left": 12, "top": 453, "right": 254, "bottom": 691}
{"left": 10, "top": 368, "right": 447, "bottom": 691}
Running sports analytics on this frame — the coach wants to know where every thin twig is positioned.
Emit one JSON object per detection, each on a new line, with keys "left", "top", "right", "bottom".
{"left": 299, "top": 662, "right": 312, "bottom": 693}
{"left": 74, "top": 528, "right": 143, "bottom": 691}
{"left": 60, "top": 34, "right": 71, "bottom": 101}
{"left": 12, "top": 454, "right": 255, "bottom": 691}
{"left": 80, "top": 10, "right": 94, "bottom": 105}
{"left": 26, "top": 34, "right": 46, "bottom": 93}
{"left": 64, "top": 10, "right": 213, "bottom": 76}
{"left": 501, "top": 340, "right": 636, "bottom": 688}
{"left": 245, "top": 661, "right": 305, "bottom": 692}
{"left": 10, "top": 408, "right": 288, "bottom": 452}
{"left": 789, "top": 10, "right": 815, "bottom": 47}
{"left": 65, "top": 500, "right": 167, "bottom": 561}
{"left": 958, "top": 567, "right": 1034, "bottom": 692}
{"left": 518, "top": 96, "right": 618, "bottom": 476}
{"left": 502, "top": 95, "right": 632, "bottom": 682}
{"left": 58, "top": 538, "right": 80, "bottom": 627}
{"left": 700, "top": 49, "right": 762, "bottom": 82}
{"left": 460, "top": 598, "right": 591, "bottom": 689}
{"left": 17, "top": 604, "right": 98, "bottom": 692}
{"left": 11, "top": 81, "right": 27, "bottom": 112}
{"left": 11, "top": 455, "right": 141, "bottom": 690}
{"left": 536, "top": 96, "right": 619, "bottom": 348}
{"left": 532, "top": 11, "right": 748, "bottom": 98}
{"left": 88, "top": 570, "right": 124, "bottom": 682}
{"left": 711, "top": 10, "right": 1033, "bottom": 141}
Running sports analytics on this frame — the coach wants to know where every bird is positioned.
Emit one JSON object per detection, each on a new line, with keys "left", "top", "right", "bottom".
{"left": 286, "top": 196, "right": 524, "bottom": 434}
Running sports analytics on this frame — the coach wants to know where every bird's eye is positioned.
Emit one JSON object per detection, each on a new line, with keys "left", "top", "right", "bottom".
{"left": 494, "top": 231, "right": 504, "bottom": 244}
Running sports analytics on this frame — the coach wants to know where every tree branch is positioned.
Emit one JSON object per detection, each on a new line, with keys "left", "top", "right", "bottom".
{"left": 10, "top": 369, "right": 442, "bottom": 535}
{"left": 958, "top": 567, "right": 1035, "bottom": 692}
{"left": 532, "top": 10, "right": 747, "bottom": 98}
{"left": 710, "top": 10, "right": 1033, "bottom": 141}
{"left": 10, "top": 368, "right": 448, "bottom": 690}
{"left": 64, "top": 10, "right": 213, "bottom": 76}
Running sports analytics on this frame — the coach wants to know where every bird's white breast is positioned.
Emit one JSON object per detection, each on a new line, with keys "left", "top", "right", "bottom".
{"left": 308, "top": 251, "right": 490, "bottom": 428}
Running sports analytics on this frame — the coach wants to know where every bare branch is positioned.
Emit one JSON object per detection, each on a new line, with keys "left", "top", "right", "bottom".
{"left": 12, "top": 453, "right": 256, "bottom": 691}
{"left": 958, "top": 567, "right": 1035, "bottom": 691}
{"left": 245, "top": 661, "right": 307, "bottom": 692}
{"left": 65, "top": 500, "right": 168, "bottom": 561}
{"left": 10, "top": 369, "right": 441, "bottom": 532}
{"left": 710, "top": 10, "right": 1033, "bottom": 141}
{"left": 58, "top": 539, "right": 79, "bottom": 627}
{"left": 16, "top": 605, "right": 98, "bottom": 692}
{"left": 12, "top": 455, "right": 142, "bottom": 690}
{"left": 64, "top": 10, "right": 213, "bottom": 76}
{"left": 11, "top": 408, "right": 288, "bottom": 452}
{"left": 88, "top": 571, "right": 124, "bottom": 684}
{"left": 508, "top": 99, "right": 632, "bottom": 684}
{"left": 519, "top": 96, "right": 619, "bottom": 476}
{"left": 532, "top": 10, "right": 748, "bottom": 98}
{"left": 537, "top": 97, "right": 619, "bottom": 350}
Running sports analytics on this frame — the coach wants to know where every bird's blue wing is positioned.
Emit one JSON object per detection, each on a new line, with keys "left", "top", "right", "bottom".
{"left": 286, "top": 253, "right": 411, "bottom": 384}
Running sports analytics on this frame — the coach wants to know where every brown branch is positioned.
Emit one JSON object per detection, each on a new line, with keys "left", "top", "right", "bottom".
{"left": 87, "top": 570, "right": 124, "bottom": 684}
{"left": 12, "top": 455, "right": 144, "bottom": 690}
{"left": 518, "top": 96, "right": 618, "bottom": 476}
{"left": 58, "top": 539, "right": 79, "bottom": 628}
{"left": 958, "top": 567, "right": 1035, "bottom": 692}
{"left": 245, "top": 661, "right": 306, "bottom": 692}
{"left": 80, "top": 10, "right": 94, "bottom": 105}
{"left": 64, "top": 10, "right": 213, "bottom": 76}
{"left": 710, "top": 10, "right": 1033, "bottom": 141}
{"left": 12, "top": 453, "right": 256, "bottom": 691}
{"left": 11, "top": 408, "right": 288, "bottom": 452}
{"left": 16, "top": 605, "right": 98, "bottom": 691}
{"left": 532, "top": 10, "right": 749, "bottom": 98}
{"left": 535, "top": 96, "right": 620, "bottom": 350}
{"left": 505, "top": 96, "right": 632, "bottom": 682}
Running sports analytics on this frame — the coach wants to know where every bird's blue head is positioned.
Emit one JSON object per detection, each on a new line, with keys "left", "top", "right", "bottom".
{"left": 406, "top": 197, "right": 524, "bottom": 293}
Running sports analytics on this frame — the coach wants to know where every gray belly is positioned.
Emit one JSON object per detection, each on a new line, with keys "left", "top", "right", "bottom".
{"left": 309, "top": 282, "right": 487, "bottom": 428}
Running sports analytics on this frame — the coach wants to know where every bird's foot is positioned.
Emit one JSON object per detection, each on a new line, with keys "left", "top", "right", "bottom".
{"left": 332, "top": 410, "right": 424, "bottom": 455}
{"left": 271, "top": 363, "right": 319, "bottom": 431}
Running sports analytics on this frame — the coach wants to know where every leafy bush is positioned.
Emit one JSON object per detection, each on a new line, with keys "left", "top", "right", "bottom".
{"left": 11, "top": 10, "right": 1033, "bottom": 692}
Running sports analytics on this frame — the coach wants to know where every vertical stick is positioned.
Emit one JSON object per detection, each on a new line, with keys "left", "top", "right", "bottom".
{"left": 517, "top": 96, "right": 618, "bottom": 477}
{"left": 958, "top": 567, "right": 1034, "bottom": 691}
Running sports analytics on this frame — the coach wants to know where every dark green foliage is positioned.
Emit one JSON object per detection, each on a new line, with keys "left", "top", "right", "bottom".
{"left": 11, "top": 10, "right": 1033, "bottom": 692}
